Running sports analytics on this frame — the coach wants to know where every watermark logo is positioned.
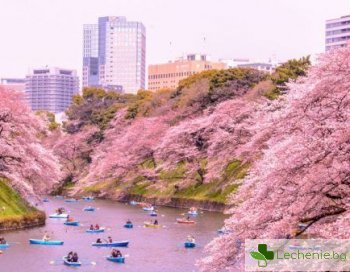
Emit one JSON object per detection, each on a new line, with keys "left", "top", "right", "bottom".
{"left": 245, "top": 239, "right": 350, "bottom": 271}
{"left": 250, "top": 244, "right": 274, "bottom": 267}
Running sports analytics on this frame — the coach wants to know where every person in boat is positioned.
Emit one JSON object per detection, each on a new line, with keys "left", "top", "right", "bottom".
{"left": 0, "top": 237, "right": 6, "bottom": 244}
{"left": 67, "top": 215, "right": 74, "bottom": 222}
{"left": 154, "top": 219, "right": 158, "bottom": 225}
{"left": 107, "top": 236, "right": 113, "bottom": 243}
{"left": 96, "top": 238, "right": 102, "bottom": 244}
{"left": 72, "top": 252, "right": 79, "bottom": 263}
{"left": 186, "top": 215, "right": 191, "bottom": 221}
{"left": 43, "top": 232, "right": 51, "bottom": 241}
{"left": 66, "top": 251, "right": 73, "bottom": 262}
{"left": 187, "top": 235, "right": 195, "bottom": 243}
{"left": 95, "top": 224, "right": 100, "bottom": 230}
{"left": 126, "top": 219, "right": 132, "bottom": 225}
{"left": 89, "top": 224, "right": 94, "bottom": 230}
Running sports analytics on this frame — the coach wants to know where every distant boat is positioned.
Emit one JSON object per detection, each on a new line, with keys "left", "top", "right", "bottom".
{"left": 65, "top": 199, "right": 78, "bottom": 203}
{"left": 92, "top": 241, "right": 129, "bottom": 247}
{"left": 49, "top": 213, "right": 68, "bottom": 219}
{"left": 0, "top": 244, "right": 10, "bottom": 249}
{"left": 82, "top": 196, "right": 94, "bottom": 201}
{"left": 106, "top": 256, "right": 125, "bottom": 263}
{"left": 149, "top": 211, "right": 157, "bottom": 217}
{"left": 143, "top": 206, "right": 154, "bottom": 211}
{"left": 144, "top": 222, "right": 161, "bottom": 228}
{"left": 83, "top": 206, "right": 95, "bottom": 212}
{"left": 29, "top": 239, "right": 64, "bottom": 246}
{"left": 129, "top": 200, "right": 139, "bottom": 205}
{"left": 86, "top": 228, "right": 105, "bottom": 233}
{"left": 63, "top": 257, "right": 82, "bottom": 266}
{"left": 176, "top": 218, "right": 196, "bottom": 224}
{"left": 43, "top": 198, "right": 49, "bottom": 203}
{"left": 184, "top": 241, "right": 196, "bottom": 248}
{"left": 217, "top": 227, "right": 230, "bottom": 235}
{"left": 188, "top": 207, "right": 198, "bottom": 216}
{"left": 64, "top": 221, "right": 79, "bottom": 226}
{"left": 124, "top": 223, "right": 133, "bottom": 229}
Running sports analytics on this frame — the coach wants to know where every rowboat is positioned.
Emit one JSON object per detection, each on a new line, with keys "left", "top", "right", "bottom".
{"left": 106, "top": 256, "right": 125, "bottom": 263}
{"left": 0, "top": 244, "right": 9, "bottom": 249}
{"left": 144, "top": 222, "right": 161, "bottom": 228}
{"left": 129, "top": 200, "right": 138, "bottom": 205}
{"left": 65, "top": 199, "right": 78, "bottom": 203}
{"left": 149, "top": 211, "right": 157, "bottom": 217}
{"left": 187, "top": 210, "right": 198, "bottom": 216}
{"left": 92, "top": 241, "right": 129, "bottom": 247}
{"left": 83, "top": 206, "right": 95, "bottom": 212}
{"left": 86, "top": 228, "right": 105, "bottom": 233}
{"left": 63, "top": 257, "right": 82, "bottom": 267}
{"left": 29, "top": 239, "right": 64, "bottom": 245}
{"left": 184, "top": 241, "right": 196, "bottom": 248}
{"left": 64, "top": 221, "right": 79, "bottom": 226}
{"left": 124, "top": 223, "right": 133, "bottom": 229}
{"left": 82, "top": 196, "right": 94, "bottom": 201}
{"left": 217, "top": 227, "right": 230, "bottom": 235}
{"left": 49, "top": 213, "right": 68, "bottom": 218}
{"left": 43, "top": 198, "right": 49, "bottom": 203}
{"left": 176, "top": 218, "right": 196, "bottom": 224}
{"left": 143, "top": 206, "right": 154, "bottom": 211}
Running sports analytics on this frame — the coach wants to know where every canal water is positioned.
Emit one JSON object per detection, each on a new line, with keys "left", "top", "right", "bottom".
{"left": 0, "top": 197, "right": 225, "bottom": 272}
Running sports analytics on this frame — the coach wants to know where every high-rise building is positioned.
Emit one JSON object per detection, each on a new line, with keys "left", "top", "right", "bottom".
{"left": 326, "top": 15, "right": 350, "bottom": 51}
{"left": 25, "top": 67, "right": 79, "bottom": 113}
{"left": 83, "top": 16, "right": 146, "bottom": 93}
{"left": 0, "top": 78, "right": 26, "bottom": 92}
{"left": 83, "top": 24, "right": 99, "bottom": 87}
{"left": 148, "top": 54, "right": 226, "bottom": 91}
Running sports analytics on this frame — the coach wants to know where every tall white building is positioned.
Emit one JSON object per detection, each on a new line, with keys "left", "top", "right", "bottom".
{"left": 83, "top": 16, "right": 146, "bottom": 94}
{"left": 326, "top": 15, "right": 350, "bottom": 51}
{"left": 25, "top": 67, "right": 79, "bottom": 113}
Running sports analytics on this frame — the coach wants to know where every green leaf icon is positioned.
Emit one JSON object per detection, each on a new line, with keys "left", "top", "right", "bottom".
{"left": 250, "top": 251, "right": 267, "bottom": 261}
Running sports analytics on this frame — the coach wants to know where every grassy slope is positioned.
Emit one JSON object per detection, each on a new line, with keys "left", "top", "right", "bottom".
{"left": 82, "top": 158, "right": 250, "bottom": 204}
{"left": 0, "top": 178, "right": 35, "bottom": 219}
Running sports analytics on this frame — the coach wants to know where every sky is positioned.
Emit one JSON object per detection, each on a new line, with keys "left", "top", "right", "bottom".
{"left": 0, "top": 0, "right": 349, "bottom": 79}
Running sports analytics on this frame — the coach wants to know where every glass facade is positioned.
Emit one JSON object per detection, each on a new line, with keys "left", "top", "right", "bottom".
{"left": 83, "top": 16, "right": 146, "bottom": 93}
{"left": 83, "top": 24, "right": 99, "bottom": 87}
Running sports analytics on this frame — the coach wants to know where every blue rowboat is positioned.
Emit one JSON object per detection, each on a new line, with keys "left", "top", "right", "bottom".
{"left": 43, "top": 198, "right": 49, "bottom": 202}
{"left": 49, "top": 213, "right": 68, "bottom": 219}
{"left": 86, "top": 228, "right": 105, "bottom": 233}
{"left": 29, "top": 239, "right": 64, "bottom": 245}
{"left": 188, "top": 211, "right": 198, "bottom": 216}
{"left": 150, "top": 211, "right": 157, "bottom": 217}
{"left": 83, "top": 206, "right": 95, "bottom": 212}
{"left": 184, "top": 241, "right": 196, "bottom": 248}
{"left": 63, "top": 257, "right": 82, "bottom": 267}
{"left": 92, "top": 241, "right": 129, "bottom": 247}
{"left": 0, "top": 244, "right": 9, "bottom": 249}
{"left": 106, "top": 256, "right": 125, "bottom": 263}
{"left": 65, "top": 199, "right": 78, "bottom": 203}
{"left": 64, "top": 221, "right": 79, "bottom": 226}
{"left": 82, "top": 196, "right": 94, "bottom": 201}
{"left": 143, "top": 206, "right": 154, "bottom": 211}
{"left": 124, "top": 223, "right": 133, "bottom": 229}
{"left": 217, "top": 228, "right": 230, "bottom": 235}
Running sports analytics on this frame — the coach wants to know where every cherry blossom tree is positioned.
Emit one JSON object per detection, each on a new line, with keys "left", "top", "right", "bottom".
{"left": 200, "top": 48, "right": 350, "bottom": 271}
{"left": 0, "top": 88, "right": 60, "bottom": 199}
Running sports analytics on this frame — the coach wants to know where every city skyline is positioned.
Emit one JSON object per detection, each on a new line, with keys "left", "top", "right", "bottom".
{"left": 0, "top": 0, "right": 350, "bottom": 80}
